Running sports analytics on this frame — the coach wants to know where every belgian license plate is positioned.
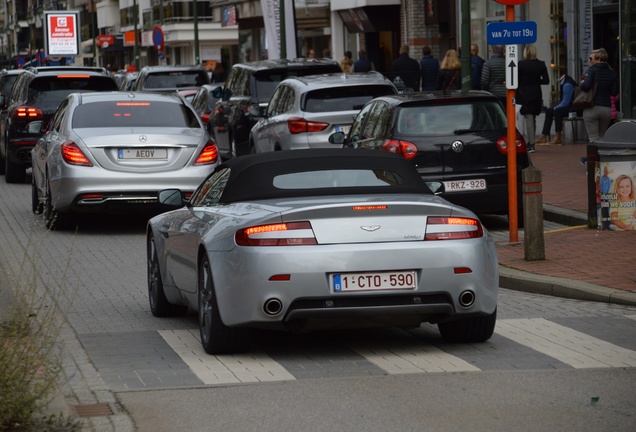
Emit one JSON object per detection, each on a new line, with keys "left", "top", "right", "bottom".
{"left": 118, "top": 148, "right": 168, "bottom": 160}
{"left": 335, "top": 125, "right": 350, "bottom": 134}
{"left": 332, "top": 270, "right": 417, "bottom": 292}
{"left": 443, "top": 179, "right": 486, "bottom": 192}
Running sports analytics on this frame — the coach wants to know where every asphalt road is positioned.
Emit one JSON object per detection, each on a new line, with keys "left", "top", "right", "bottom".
{"left": 1, "top": 179, "right": 635, "bottom": 431}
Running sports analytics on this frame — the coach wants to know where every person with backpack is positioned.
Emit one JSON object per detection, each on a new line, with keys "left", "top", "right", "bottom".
{"left": 536, "top": 74, "right": 578, "bottom": 146}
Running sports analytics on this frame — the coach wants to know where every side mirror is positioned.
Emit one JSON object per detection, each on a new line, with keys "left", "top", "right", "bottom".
{"left": 26, "top": 121, "right": 44, "bottom": 135}
{"left": 425, "top": 181, "right": 445, "bottom": 195}
{"left": 158, "top": 189, "right": 185, "bottom": 207}
{"left": 248, "top": 106, "right": 264, "bottom": 118}
{"left": 328, "top": 132, "right": 346, "bottom": 145}
{"left": 212, "top": 86, "right": 223, "bottom": 98}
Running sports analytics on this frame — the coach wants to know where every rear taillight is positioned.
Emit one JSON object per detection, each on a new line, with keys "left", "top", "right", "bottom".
{"left": 61, "top": 141, "right": 93, "bottom": 166}
{"left": 14, "top": 106, "right": 43, "bottom": 120}
{"left": 235, "top": 221, "right": 317, "bottom": 246}
{"left": 201, "top": 113, "right": 211, "bottom": 125}
{"left": 194, "top": 141, "right": 218, "bottom": 165}
{"left": 381, "top": 139, "right": 418, "bottom": 160}
{"left": 287, "top": 117, "right": 329, "bottom": 134}
{"left": 496, "top": 132, "right": 527, "bottom": 154}
{"left": 425, "top": 217, "right": 484, "bottom": 240}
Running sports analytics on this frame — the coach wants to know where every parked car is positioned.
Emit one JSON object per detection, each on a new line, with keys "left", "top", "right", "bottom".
{"left": 133, "top": 65, "right": 210, "bottom": 93}
{"left": 0, "top": 69, "right": 25, "bottom": 108}
{"left": 210, "top": 58, "right": 342, "bottom": 160}
{"left": 177, "top": 88, "right": 199, "bottom": 104}
{"left": 31, "top": 91, "right": 220, "bottom": 230}
{"left": 329, "top": 91, "right": 531, "bottom": 217}
{"left": 249, "top": 72, "right": 397, "bottom": 153}
{"left": 119, "top": 71, "right": 139, "bottom": 91}
{"left": 146, "top": 148, "right": 499, "bottom": 354}
{"left": 0, "top": 66, "right": 119, "bottom": 183}
{"left": 189, "top": 83, "right": 224, "bottom": 126}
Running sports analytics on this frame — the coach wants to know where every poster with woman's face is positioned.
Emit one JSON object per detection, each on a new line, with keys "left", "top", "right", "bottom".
{"left": 597, "top": 160, "right": 636, "bottom": 231}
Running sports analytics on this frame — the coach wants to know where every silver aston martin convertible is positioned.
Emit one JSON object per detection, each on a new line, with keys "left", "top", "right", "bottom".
{"left": 147, "top": 148, "right": 499, "bottom": 354}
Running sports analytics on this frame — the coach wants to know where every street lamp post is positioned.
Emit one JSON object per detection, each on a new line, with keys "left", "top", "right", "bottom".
{"left": 193, "top": 0, "right": 199, "bottom": 64}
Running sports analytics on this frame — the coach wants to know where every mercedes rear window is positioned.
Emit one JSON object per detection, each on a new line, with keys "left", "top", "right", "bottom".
{"left": 72, "top": 101, "right": 201, "bottom": 128}
{"left": 303, "top": 85, "right": 395, "bottom": 113}
{"left": 143, "top": 71, "right": 209, "bottom": 89}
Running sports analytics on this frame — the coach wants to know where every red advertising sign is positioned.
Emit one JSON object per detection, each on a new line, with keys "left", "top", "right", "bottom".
{"left": 97, "top": 34, "right": 115, "bottom": 49}
{"left": 45, "top": 11, "right": 80, "bottom": 56}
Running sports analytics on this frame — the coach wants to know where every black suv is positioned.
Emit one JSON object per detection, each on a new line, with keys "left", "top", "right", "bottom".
{"left": 210, "top": 58, "right": 342, "bottom": 160}
{"left": 133, "top": 65, "right": 210, "bottom": 93}
{"left": 0, "top": 66, "right": 118, "bottom": 183}
{"left": 329, "top": 91, "right": 531, "bottom": 217}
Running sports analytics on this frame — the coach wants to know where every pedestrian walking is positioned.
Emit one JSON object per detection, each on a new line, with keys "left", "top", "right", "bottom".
{"left": 481, "top": 45, "right": 506, "bottom": 106}
{"left": 420, "top": 46, "right": 440, "bottom": 91}
{"left": 351, "top": 50, "right": 374, "bottom": 73}
{"left": 391, "top": 44, "right": 421, "bottom": 92}
{"left": 340, "top": 51, "right": 353, "bottom": 73}
{"left": 536, "top": 74, "right": 577, "bottom": 146}
{"left": 435, "top": 49, "right": 461, "bottom": 92}
{"left": 515, "top": 44, "right": 549, "bottom": 152}
{"left": 579, "top": 48, "right": 619, "bottom": 166}
{"left": 470, "top": 44, "right": 485, "bottom": 90}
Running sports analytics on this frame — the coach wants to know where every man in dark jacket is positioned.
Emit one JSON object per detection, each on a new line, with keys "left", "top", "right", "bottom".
{"left": 419, "top": 46, "right": 439, "bottom": 91}
{"left": 351, "top": 50, "right": 374, "bottom": 72}
{"left": 470, "top": 44, "right": 485, "bottom": 90}
{"left": 392, "top": 44, "right": 421, "bottom": 92}
{"left": 481, "top": 45, "right": 506, "bottom": 105}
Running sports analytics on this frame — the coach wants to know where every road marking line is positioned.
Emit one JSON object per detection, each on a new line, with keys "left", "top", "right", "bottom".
{"left": 351, "top": 341, "right": 480, "bottom": 374}
{"left": 495, "top": 318, "right": 636, "bottom": 368}
{"left": 158, "top": 330, "right": 295, "bottom": 384}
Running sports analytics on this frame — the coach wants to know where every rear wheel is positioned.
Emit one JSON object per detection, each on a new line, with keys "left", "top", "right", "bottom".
{"left": 31, "top": 176, "right": 42, "bottom": 214}
{"left": 147, "top": 234, "right": 188, "bottom": 317}
{"left": 198, "top": 256, "right": 250, "bottom": 354}
{"left": 0, "top": 143, "right": 5, "bottom": 175}
{"left": 44, "top": 180, "right": 70, "bottom": 230}
{"left": 438, "top": 308, "right": 497, "bottom": 343}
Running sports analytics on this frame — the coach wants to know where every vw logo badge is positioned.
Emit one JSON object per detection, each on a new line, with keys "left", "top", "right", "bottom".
{"left": 451, "top": 140, "right": 464, "bottom": 153}
{"left": 139, "top": 135, "right": 147, "bottom": 143}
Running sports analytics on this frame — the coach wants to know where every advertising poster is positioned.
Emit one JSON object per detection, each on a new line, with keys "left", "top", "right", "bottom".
{"left": 45, "top": 11, "right": 80, "bottom": 56}
{"left": 597, "top": 160, "right": 636, "bottom": 231}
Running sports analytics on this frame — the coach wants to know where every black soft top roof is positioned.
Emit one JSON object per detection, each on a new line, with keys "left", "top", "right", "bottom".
{"left": 217, "top": 148, "right": 432, "bottom": 203}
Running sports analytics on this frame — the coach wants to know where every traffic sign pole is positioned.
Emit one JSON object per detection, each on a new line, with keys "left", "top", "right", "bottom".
{"left": 505, "top": 4, "right": 518, "bottom": 243}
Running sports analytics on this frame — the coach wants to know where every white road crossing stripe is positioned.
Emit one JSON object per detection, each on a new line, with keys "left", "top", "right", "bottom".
{"left": 494, "top": 318, "right": 636, "bottom": 369}
{"left": 351, "top": 342, "right": 480, "bottom": 373}
{"left": 158, "top": 330, "right": 296, "bottom": 384}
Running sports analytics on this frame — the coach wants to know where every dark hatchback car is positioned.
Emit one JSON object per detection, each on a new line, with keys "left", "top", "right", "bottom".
{"left": 329, "top": 91, "right": 531, "bottom": 217}
{"left": 134, "top": 65, "right": 210, "bottom": 93}
{"left": 210, "top": 58, "right": 342, "bottom": 160}
{"left": 0, "top": 67, "right": 119, "bottom": 183}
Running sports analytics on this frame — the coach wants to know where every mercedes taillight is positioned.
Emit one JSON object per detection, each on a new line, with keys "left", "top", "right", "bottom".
{"left": 61, "top": 142, "right": 93, "bottom": 167}
{"left": 194, "top": 141, "right": 219, "bottom": 165}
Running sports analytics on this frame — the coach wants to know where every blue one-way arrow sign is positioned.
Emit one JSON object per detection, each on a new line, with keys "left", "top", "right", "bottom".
{"left": 487, "top": 21, "right": 537, "bottom": 45}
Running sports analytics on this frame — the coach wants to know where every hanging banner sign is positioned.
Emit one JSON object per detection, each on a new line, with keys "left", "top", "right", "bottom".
{"left": 260, "top": 0, "right": 297, "bottom": 60}
{"left": 44, "top": 10, "right": 80, "bottom": 56}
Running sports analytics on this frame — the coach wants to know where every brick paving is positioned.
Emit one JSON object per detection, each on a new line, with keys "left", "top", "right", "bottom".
{"left": 496, "top": 141, "right": 636, "bottom": 292}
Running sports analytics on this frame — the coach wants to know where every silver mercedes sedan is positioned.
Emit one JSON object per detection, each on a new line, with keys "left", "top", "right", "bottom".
{"left": 31, "top": 91, "right": 220, "bottom": 229}
{"left": 147, "top": 148, "right": 499, "bottom": 355}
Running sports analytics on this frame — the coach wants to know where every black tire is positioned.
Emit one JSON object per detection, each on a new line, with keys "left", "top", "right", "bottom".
{"left": 4, "top": 155, "right": 25, "bottom": 183}
{"left": 0, "top": 146, "right": 5, "bottom": 175}
{"left": 198, "top": 256, "right": 250, "bottom": 354}
{"left": 31, "top": 176, "right": 43, "bottom": 214}
{"left": 147, "top": 234, "right": 188, "bottom": 317}
{"left": 438, "top": 308, "right": 497, "bottom": 343}
{"left": 44, "top": 180, "right": 70, "bottom": 230}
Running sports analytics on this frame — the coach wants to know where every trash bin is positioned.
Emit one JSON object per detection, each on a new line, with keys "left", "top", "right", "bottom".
{"left": 592, "top": 120, "right": 636, "bottom": 231}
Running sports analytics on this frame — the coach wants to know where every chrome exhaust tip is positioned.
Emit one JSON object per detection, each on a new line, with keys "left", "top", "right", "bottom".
{"left": 263, "top": 298, "right": 283, "bottom": 316}
{"left": 458, "top": 290, "right": 476, "bottom": 308}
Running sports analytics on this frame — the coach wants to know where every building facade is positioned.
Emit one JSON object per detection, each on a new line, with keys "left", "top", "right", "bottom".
{"left": 2, "top": 0, "right": 633, "bottom": 118}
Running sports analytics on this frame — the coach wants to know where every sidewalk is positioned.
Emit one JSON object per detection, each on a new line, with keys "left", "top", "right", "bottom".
{"left": 495, "top": 140, "right": 636, "bottom": 305}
